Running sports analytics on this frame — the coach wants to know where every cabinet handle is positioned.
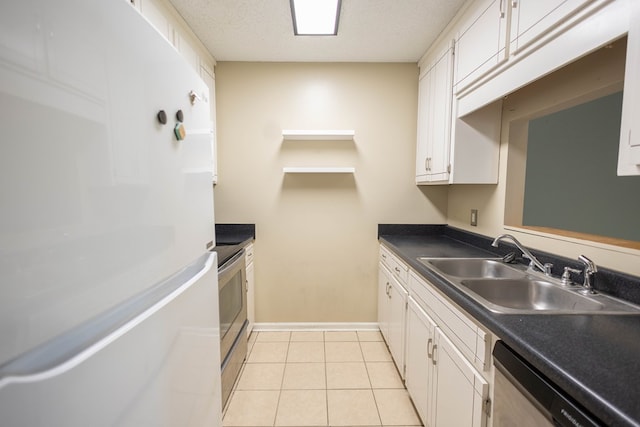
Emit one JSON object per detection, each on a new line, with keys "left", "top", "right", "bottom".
{"left": 427, "top": 338, "right": 433, "bottom": 358}
{"left": 385, "top": 282, "right": 390, "bottom": 296}
{"left": 499, "top": 0, "right": 505, "bottom": 18}
{"left": 512, "top": 0, "right": 517, "bottom": 7}
{"left": 382, "top": 254, "right": 387, "bottom": 259}
{"left": 424, "top": 157, "right": 429, "bottom": 172}
{"left": 394, "top": 267, "right": 401, "bottom": 273}
{"left": 431, "top": 344, "right": 438, "bottom": 366}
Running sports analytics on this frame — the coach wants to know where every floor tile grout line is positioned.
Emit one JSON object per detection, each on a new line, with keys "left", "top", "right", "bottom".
{"left": 360, "top": 339, "right": 383, "bottom": 426}
{"left": 271, "top": 334, "right": 291, "bottom": 427}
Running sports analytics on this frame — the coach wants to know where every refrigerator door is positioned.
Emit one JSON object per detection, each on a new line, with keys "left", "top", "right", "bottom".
{"left": 0, "top": 0, "right": 219, "bottom": 424}
{"left": 0, "top": 0, "right": 215, "bottom": 370}
{"left": 0, "top": 252, "right": 221, "bottom": 427}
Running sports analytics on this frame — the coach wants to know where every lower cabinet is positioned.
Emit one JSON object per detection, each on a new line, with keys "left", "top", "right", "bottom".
{"left": 406, "top": 298, "right": 437, "bottom": 424}
{"left": 379, "top": 244, "right": 491, "bottom": 426}
{"left": 406, "top": 295, "right": 490, "bottom": 427}
{"left": 387, "top": 274, "right": 408, "bottom": 377}
{"left": 432, "top": 328, "right": 489, "bottom": 427}
{"left": 378, "top": 262, "right": 408, "bottom": 378}
{"left": 378, "top": 264, "right": 391, "bottom": 343}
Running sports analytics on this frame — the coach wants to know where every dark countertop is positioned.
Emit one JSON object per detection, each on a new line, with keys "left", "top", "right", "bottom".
{"left": 379, "top": 226, "right": 640, "bottom": 427}
{"left": 213, "top": 224, "right": 255, "bottom": 267}
{"left": 215, "top": 223, "right": 255, "bottom": 245}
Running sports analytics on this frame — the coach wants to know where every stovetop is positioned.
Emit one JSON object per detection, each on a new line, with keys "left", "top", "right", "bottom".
{"left": 212, "top": 243, "right": 244, "bottom": 268}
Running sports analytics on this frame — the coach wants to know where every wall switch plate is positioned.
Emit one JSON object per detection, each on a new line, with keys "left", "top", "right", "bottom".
{"left": 470, "top": 209, "right": 478, "bottom": 226}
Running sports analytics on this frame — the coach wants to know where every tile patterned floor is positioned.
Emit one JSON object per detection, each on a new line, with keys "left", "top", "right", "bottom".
{"left": 222, "top": 330, "right": 423, "bottom": 427}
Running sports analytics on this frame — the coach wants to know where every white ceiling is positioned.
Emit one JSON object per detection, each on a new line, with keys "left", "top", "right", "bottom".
{"left": 168, "top": 0, "right": 467, "bottom": 62}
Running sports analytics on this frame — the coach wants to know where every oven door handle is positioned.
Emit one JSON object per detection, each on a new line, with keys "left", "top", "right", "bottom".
{"left": 218, "top": 249, "right": 246, "bottom": 285}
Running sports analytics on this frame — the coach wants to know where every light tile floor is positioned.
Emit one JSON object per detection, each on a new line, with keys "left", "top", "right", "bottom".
{"left": 223, "top": 330, "right": 423, "bottom": 427}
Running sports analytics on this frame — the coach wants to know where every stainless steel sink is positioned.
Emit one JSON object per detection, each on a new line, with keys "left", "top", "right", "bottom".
{"left": 419, "top": 258, "right": 525, "bottom": 279}
{"left": 459, "top": 279, "right": 604, "bottom": 312}
{"left": 418, "top": 257, "right": 640, "bottom": 315}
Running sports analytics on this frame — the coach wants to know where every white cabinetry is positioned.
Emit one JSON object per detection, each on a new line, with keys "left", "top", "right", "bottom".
{"left": 509, "top": 0, "right": 595, "bottom": 55}
{"left": 432, "top": 329, "right": 489, "bottom": 427}
{"left": 378, "top": 263, "right": 391, "bottom": 343}
{"left": 406, "top": 268, "right": 491, "bottom": 427}
{"left": 200, "top": 66, "right": 218, "bottom": 183}
{"left": 452, "top": 0, "right": 627, "bottom": 117}
{"left": 416, "top": 35, "right": 501, "bottom": 185}
{"left": 618, "top": 0, "right": 640, "bottom": 175}
{"left": 454, "top": 0, "right": 508, "bottom": 94}
{"left": 245, "top": 243, "right": 255, "bottom": 335}
{"left": 406, "top": 298, "right": 437, "bottom": 425}
{"left": 416, "top": 44, "right": 454, "bottom": 184}
{"left": 378, "top": 246, "right": 408, "bottom": 378}
{"left": 388, "top": 273, "right": 408, "bottom": 375}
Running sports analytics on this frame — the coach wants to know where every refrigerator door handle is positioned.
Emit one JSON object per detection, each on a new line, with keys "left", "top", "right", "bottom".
{"left": 0, "top": 252, "right": 216, "bottom": 389}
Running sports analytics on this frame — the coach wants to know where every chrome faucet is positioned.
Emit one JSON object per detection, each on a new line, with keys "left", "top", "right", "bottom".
{"left": 578, "top": 255, "right": 598, "bottom": 294}
{"left": 491, "top": 234, "right": 552, "bottom": 276}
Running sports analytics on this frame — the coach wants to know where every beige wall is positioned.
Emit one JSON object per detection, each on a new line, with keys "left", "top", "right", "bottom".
{"left": 214, "top": 62, "right": 448, "bottom": 323}
{"left": 448, "top": 39, "right": 640, "bottom": 277}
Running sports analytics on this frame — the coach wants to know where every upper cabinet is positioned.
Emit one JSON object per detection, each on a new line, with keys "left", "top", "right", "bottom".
{"left": 454, "top": 0, "right": 508, "bottom": 95}
{"left": 416, "top": 38, "right": 501, "bottom": 186}
{"left": 509, "top": 0, "right": 595, "bottom": 55}
{"left": 418, "top": 0, "right": 637, "bottom": 182}
{"left": 416, "top": 44, "right": 454, "bottom": 184}
{"left": 618, "top": 0, "right": 640, "bottom": 175}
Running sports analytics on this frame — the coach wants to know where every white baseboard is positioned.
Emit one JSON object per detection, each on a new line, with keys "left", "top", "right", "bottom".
{"left": 252, "top": 322, "right": 379, "bottom": 332}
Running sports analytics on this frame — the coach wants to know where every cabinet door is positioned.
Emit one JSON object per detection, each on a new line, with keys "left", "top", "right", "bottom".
{"left": 429, "top": 47, "right": 453, "bottom": 181}
{"left": 138, "top": 0, "right": 171, "bottom": 42}
{"left": 377, "top": 264, "right": 391, "bottom": 342}
{"left": 509, "top": 0, "right": 594, "bottom": 54}
{"left": 406, "top": 298, "right": 437, "bottom": 427}
{"left": 416, "top": 45, "right": 453, "bottom": 184}
{"left": 388, "top": 275, "right": 408, "bottom": 378}
{"left": 432, "top": 330, "right": 489, "bottom": 427}
{"left": 200, "top": 67, "right": 217, "bottom": 184}
{"left": 618, "top": 0, "right": 640, "bottom": 175}
{"left": 416, "top": 70, "right": 432, "bottom": 183}
{"left": 245, "top": 260, "right": 254, "bottom": 336}
{"left": 455, "top": 0, "right": 508, "bottom": 93}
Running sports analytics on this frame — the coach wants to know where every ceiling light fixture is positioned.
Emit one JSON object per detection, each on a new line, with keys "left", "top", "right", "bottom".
{"left": 290, "top": 0, "right": 341, "bottom": 36}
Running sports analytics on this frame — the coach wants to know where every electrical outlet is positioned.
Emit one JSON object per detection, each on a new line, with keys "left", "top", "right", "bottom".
{"left": 470, "top": 209, "right": 478, "bottom": 226}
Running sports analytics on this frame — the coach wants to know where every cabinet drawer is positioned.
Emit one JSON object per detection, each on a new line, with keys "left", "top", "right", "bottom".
{"left": 409, "top": 271, "right": 490, "bottom": 372}
{"left": 245, "top": 242, "right": 254, "bottom": 265}
{"left": 380, "top": 246, "right": 409, "bottom": 286}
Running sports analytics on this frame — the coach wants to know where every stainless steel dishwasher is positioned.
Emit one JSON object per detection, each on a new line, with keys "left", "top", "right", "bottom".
{"left": 492, "top": 341, "right": 602, "bottom": 427}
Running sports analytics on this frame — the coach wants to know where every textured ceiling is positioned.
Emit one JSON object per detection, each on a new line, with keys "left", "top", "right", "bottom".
{"left": 168, "top": 0, "right": 467, "bottom": 62}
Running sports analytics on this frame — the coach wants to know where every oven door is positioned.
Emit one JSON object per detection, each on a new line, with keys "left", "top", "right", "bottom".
{"left": 218, "top": 249, "right": 247, "bottom": 361}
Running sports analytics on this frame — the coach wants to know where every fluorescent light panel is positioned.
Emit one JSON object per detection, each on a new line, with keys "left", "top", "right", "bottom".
{"left": 291, "top": 0, "right": 341, "bottom": 35}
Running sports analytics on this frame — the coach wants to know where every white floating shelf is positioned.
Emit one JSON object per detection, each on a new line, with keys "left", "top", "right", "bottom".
{"left": 283, "top": 167, "right": 355, "bottom": 174}
{"left": 282, "top": 130, "right": 355, "bottom": 140}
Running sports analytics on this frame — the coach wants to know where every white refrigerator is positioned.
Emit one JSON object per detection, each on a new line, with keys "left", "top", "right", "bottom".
{"left": 0, "top": 0, "right": 221, "bottom": 425}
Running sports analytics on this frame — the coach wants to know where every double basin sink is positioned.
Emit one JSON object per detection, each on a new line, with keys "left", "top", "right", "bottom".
{"left": 418, "top": 257, "right": 640, "bottom": 314}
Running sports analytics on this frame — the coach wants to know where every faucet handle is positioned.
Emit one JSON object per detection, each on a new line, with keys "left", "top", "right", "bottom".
{"left": 561, "top": 267, "right": 582, "bottom": 285}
